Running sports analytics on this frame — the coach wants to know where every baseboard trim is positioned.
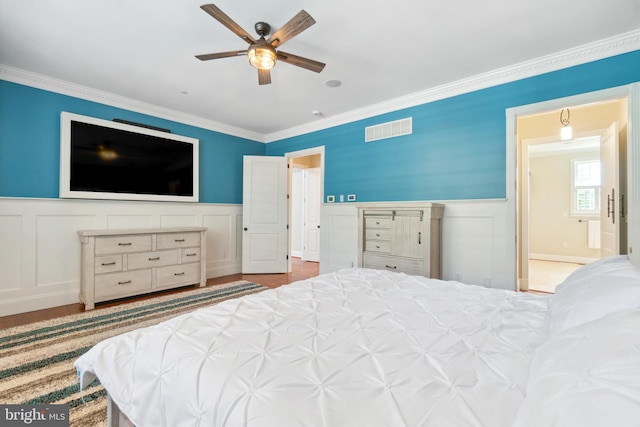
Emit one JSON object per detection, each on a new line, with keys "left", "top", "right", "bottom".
{"left": 0, "top": 290, "right": 80, "bottom": 318}
{"left": 529, "top": 253, "right": 598, "bottom": 265}
{"left": 207, "top": 261, "right": 241, "bottom": 279}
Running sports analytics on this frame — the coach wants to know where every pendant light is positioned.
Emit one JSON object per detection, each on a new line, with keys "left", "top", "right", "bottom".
{"left": 560, "top": 108, "right": 573, "bottom": 140}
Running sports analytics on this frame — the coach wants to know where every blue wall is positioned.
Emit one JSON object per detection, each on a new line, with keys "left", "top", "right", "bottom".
{"left": 2, "top": 50, "right": 639, "bottom": 204}
{"left": 0, "top": 81, "right": 265, "bottom": 203}
{"left": 266, "top": 50, "right": 640, "bottom": 202}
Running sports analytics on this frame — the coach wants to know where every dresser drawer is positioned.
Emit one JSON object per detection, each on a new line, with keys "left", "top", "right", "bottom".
{"left": 156, "top": 263, "right": 201, "bottom": 289}
{"left": 95, "top": 269, "right": 152, "bottom": 300}
{"left": 95, "top": 235, "right": 152, "bottom": 255}
{"left": 157, "top": 232, "right": 201, "bottom": 249}
{"left": 365, "top": 240, "right": 391, "bottom": 253}
{"left": 181, "top": 247, "right": 201, "bottom": 263}
{"left": 365, "top": 229, "right": 391, "bottom": 241}
{"left": 94, "top": 255, "right": 122, "bottom": 274}
{"left": 128, "top": 250, "right": 178, "bottom": 270}
{"left": 363, "top": 253, "right": 425, "bottom": 276}
{"left": 364, "top": 217, "right": 392, "bottom": 229}
{"left": 79, "top": 227, "right": 207, "bottom": 310}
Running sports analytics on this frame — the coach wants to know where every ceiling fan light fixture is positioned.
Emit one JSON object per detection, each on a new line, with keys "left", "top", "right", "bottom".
{"left": 248, "top": 39, "right": 276, "bottom": 70}
{"left": 196, "top": 7, "right": 325, "bottom": 84}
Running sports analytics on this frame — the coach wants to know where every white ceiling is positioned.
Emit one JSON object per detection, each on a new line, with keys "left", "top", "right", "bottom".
{"left": 1, "top": 0, "right": 639, "bottom": 141}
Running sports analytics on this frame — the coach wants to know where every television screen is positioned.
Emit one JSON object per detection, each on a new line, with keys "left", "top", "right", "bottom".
{"left": 60, "top": 112, "right": 199, "bottom": 202}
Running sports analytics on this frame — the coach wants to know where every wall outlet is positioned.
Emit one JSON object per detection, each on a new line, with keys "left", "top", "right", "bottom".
{"left": 347, "top": 194, "right": 356, "bottom": 201}
{"left": 327, "top": 195, "right": 335, "bottom": 203}
{"left": 339, "top": 195, "right": 344, "bottom": 202}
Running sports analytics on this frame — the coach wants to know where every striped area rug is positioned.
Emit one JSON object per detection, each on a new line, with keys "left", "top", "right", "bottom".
{"left": 0, "top": 280, "right": 267, "bottom": 427}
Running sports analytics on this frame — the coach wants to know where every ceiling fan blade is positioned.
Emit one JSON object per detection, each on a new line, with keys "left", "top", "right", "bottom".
{"left": 195, "top": 50, "right": 247, "bottom": 61}
{"left": 268, "top": 10, "right": 315, "bottom": 48}
{"left": 200, "top": 4, "right": 255, "bottom": 44}
{"left": 258, "top": 68, "right": 272, "bottom": 85}
{"left": 277, "top": 51, "right": 325, "bottom": 73}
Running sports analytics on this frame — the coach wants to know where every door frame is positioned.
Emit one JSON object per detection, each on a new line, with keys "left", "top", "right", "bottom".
{"left": 506, "top": 82, "right": 640, "bottom": 290}
{"left": 285, "top": 145, "right": 325, "bottom": 272}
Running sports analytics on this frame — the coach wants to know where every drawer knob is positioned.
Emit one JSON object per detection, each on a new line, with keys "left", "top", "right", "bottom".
{"left": 186, "top": 253, "right": 197, "bottom": 257}
{"left": 101, "top": 261, "right": 116, "bottom": 266}
{"left": 175, "top": 239, "right": 186, "bottom": 242}
{"left": 118, "top": 242, "right": 132, "bottom": 246}
{"left": 148, "top": 257, "right": 160, "bottom": 261}
{"left": 118, "top": 280, "right": 132, "bottom": 285}
{"left": 174, "top": 272, "right": 185, "bottom": 276}
{"left": 385, "top": 265, "right": 397, "bottom": 269}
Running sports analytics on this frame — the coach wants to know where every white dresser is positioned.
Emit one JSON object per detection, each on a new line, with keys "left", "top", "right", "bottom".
{"left": 78, "top": 227, "right": 207, "bottom": 309}
{"left": 358, "top": 203, "right": 444, "bottom": 278}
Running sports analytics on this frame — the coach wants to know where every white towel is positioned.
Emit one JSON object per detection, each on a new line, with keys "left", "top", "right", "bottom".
{"left": 588, "top": 220, "right": 601, "bottom": 249}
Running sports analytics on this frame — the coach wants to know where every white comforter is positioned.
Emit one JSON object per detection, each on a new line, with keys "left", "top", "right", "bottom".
{"left": 75, "top": 268, "right": 549, "bottom": 427}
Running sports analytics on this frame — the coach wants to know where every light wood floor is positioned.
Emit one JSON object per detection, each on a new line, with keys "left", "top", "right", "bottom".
{"left": 0, "top": 258, "right": 319, "bottom": 329}
{"left": 528, "top": 259, "right": 583, "bottom": 294}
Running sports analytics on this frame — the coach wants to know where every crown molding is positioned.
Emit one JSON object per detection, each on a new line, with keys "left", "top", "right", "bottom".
{"left": 1, "top": 29, "right": 638, "bottom": 144}
{"left": 265, "top": 28, "right": 640, "bottom": 142}
{"left": 0, "top": 65, "right": 266, "bottom": 143}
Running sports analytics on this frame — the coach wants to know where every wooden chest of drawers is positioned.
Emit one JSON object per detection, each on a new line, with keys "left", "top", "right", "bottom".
{"left": 78, "top": 227, "right": 207, "bottom": 309}
{"left": 358, "top": 203, "right": 444, "bottom": 278}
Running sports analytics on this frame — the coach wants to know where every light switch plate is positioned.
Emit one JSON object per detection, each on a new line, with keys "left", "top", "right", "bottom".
{"left": 347, "top": 194, "right": 356, "bottom": 201}
{"left": 327, "top": 195, "right": 335, "bottom": 203}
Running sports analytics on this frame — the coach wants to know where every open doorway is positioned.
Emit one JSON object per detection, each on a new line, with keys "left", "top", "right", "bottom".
{"left": 517, "top": 98, "right": 628, "bottom": 293}
{"left": 525, "top": 135, "right": 602, "bottom": 292}
{"left": 286, "top": 146, "right": 324, "bottom": 271}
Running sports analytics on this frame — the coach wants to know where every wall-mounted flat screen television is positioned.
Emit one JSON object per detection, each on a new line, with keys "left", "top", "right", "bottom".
{"left": 60, "top": 112, "right": 199, "bottom": 202}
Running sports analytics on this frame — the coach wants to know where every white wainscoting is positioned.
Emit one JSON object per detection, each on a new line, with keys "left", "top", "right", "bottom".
{"left": 319, "top": 199, "right": 516, "bottom": 291}
{"left": 1, "top": 197, "right": 516, "bottom": 317}
{"left": 0, "top": 198, "right": 242, "bottom": 317}
{"left": 440, "top": 199, "right": 515, "bottom": 290}
{"left": 319, "top": 203, "right": 359, "bottom": 274}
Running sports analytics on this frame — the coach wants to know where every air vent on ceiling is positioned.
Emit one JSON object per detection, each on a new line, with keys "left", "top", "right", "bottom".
{"left": 365, "top": 117, "right": 412, "bottom": 142}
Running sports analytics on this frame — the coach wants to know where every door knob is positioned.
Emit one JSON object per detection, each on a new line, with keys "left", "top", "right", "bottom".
{"left": 244, "top": 227, "right": 248, "bottom": 231}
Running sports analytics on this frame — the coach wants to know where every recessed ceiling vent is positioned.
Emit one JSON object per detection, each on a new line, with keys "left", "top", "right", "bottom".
{"left": 365, "top": 118, "right": 412, "bottom": 142}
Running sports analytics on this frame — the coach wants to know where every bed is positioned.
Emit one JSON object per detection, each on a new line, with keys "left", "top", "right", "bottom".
{"left": 75, "top": 256, "right": 640, "bottom": 426}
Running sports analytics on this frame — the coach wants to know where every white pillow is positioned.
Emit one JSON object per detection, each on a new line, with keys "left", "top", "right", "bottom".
{"left": 548, "top": 255, "right": 640, "bottom": 334}
{"left": 513, "top": 309, "right": 640, "bottom": 427}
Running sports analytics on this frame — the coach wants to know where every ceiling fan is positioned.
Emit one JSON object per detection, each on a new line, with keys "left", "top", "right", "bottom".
{"left": 195, "top": 4, "right": 326, "bottom": 85}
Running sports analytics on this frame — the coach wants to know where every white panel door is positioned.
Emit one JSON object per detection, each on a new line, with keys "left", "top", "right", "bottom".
{"left": 303, "top": 168, "right": 321, "bottom": 262}
{"left": 600, "top": 122, "right": 620, "bottom": 258}
{"left": 242, "top": 156, "right": 288, "bottom": 273}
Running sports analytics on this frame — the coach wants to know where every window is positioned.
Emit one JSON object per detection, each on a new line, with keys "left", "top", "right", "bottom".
{"left": 572, "top": 159, "right": 601, "bottom": 215}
